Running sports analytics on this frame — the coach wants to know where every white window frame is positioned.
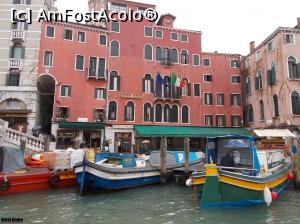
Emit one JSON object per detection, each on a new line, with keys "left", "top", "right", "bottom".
{"left": 75, "top": 54, "right": 85, "bottom": 71}
{"left": 111, "top": 21, "right": 120, "bottom": 33}
{"left": 45, "top": 25, "right": 55, "bottom": 38}
{"left": 144, "top": 44, "right": 153, "bottom": 61}
{"left": 204, "top": 92, "right": 213, "bottom": 106}
{"left": 192, "top": 54, "right": 200, "bottom": 66}
{"left": 110, "top": 40, "right": 120, "bottom": 57}
{"left": 204, "top": 114, "right": 213, "bottom": 126}
{"left": 144, "top": 26, "right": 153, "bottom": 37}
{"left": 170, "top": 32, "right": 179, "bottom": 41}
{"left": 256, "top": 50, "right": 261, "bottom": 61}
{"left": 216, "top": 114, "right": 226, "bottom": 127}
{"left": 180, "top": 34, "right": 188, "bottom": 42}
{"left": 63, "top": 28, "right": 74, "bottom": 41}
{"left": 95, "top": 88, "right": 105, "bottom": 100}
{"left": 284, "top": 33, "right": 296, "bottom": 45}
{"left": 231, "top": 115, "right": 241, "bottom": 127}
{"left": 216, "top": 93, "right": 225, "bottom": 106}
{"left": 60, "top": 84, "right": 71, "bottom": 97}
{"left": 231, "top": 93, "right": 241, "bottom": 107}
{"left": 203, "top": 74, "right": 212, "bottom": 83}
{"left": 99, "top": 34, "right": 107, "bottom": 46}
{"left": 77, "top": 31, "right": 86, "bottom": 43}
{"left": 230, "top": 59, "right": 239, "bottom": 68}
{"left": 43, "top": 50, "right": 53, "bottom": 67}
{"left": 231, "top": 75, "right": 241, "bottom": 84}
{"left": 203, "top": 58, "right": 211, "bottom": 67}
{"left": 155, "top": 30, "right": 163, "bottom": 39}
{"left": 193, "top": 83, "right": 201, "bottom": 97}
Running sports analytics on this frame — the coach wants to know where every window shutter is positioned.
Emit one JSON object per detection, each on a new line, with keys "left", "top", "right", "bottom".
{"left": 151, "top": 78, "right": 154, "bottom": 93}
{"left": 21, "top": 46, "right": 25, "bottom": 59}
{"left": 142, "top": 78, "right": 145, "bottom": 92}
{"left": 109, "top": 76, "right": 114, "bottom": 90}
{"left": 103, "top": 89, "right": 107, "bottom": 99}
{"left": 117, "top": 76, "right": 120, "bottom": 90}
{"left": 150, "top": 107, "right": 154, "bottom": 122}
{"left": 68, "top": 86, "right": 71, "bottom": 96}
{"left": 267, "top": 70, "right": 272, "bottom": 85}
{"left": 230, "top": 94, "right": 233, "bottom": 106}
{"left": 187, "top": 83, "right": 191, "bottom": 96}
{"left": 223, "top": 116, "right": 226, "bottom": 127}
{"left": 255, "top": 77, "right": 259, "bottom": 90}
{"left": 283, "top": 34, "right": 287, "bottom": 44}
{"left": 124, "top": 106, "right": 127, "bottom": 121}
{"left": 297, "top": 64, "right": 300, "bottom": 78}
{"left": 24, "top": 22, "right": 28, "bottom": 30}
{"left": 237, "top": 95, "right": 241, "bottom": 105}
{"left": 66, "top": 108, "right": 70, "bottom": 118}
{"left": 9, "top": 47, "right": 13, "bottom": 58}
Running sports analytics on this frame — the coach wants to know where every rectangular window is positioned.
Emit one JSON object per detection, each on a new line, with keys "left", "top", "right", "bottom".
{"left": 193, "top": 55, "right": 200, "bottom": 66}
{"left": 44, "top": 51, "right": 53, "bottom": 67}
{"left": 180, "top": 34, "right": 188, "bottom": 42}
{"left": 231, "top": 76, "right": 240, "bottom": 84}
{"left": 77, "top": 31, "right": 85, "bottom": 43}
{"left": 230, "top": 59, "right": 239, "bottom": 68}
{"left": 231, "top": 94, "right": 241, "bottom": 106}
{"left": 88, "top": 57, "right": 105, "bottom": 79}
{"left": 89, "top": 57, "right": 97, "bottom": 78}
{"left": 245, "top": 58, "right": 250, "bottom": 68}
{"left": 6, "top": 73, "right": 20, "bottom": 86}
{"left": 109, "top": 3, "right": 127, "bottom": 12}
{"left": 95, "top": 88, "right": 106, "bottom": 99}
{"left": 256, "top": 50, "right": 261, "bottom": 61}
{"left": 204, "top": 93, "right": 213, "bottom": 105}
{"left": 231, "top": 116, "right": 241, "bottom": 127}
{"left": 63, "top": 29, "right": 73, "bottom": 40}
{"left": 144, "top": 26, "right": 153, "bottom": 37}
{"left": 216, "top": 93, "right": 224, "bottom": 106}
{"left": 216, "top": 115, "right": 226, "bottom": 127}
{"left": 205, "top": 115, "right": 213, "bottom": 126}
{"left": 194, "top": 84, "right": 200, "bottom": 97}
{"left": 111, "top": 22, "right": 120, "bottom": 32}
{"left": 204, "top": 74, "right": 212, "bottom": 82}
{"left": 98, "top": 58, "right": 106, "bottom": 78}
{"left": 155, "top": 30, "right": 163, "bottom": 39}
{"left": 267, "top": 41, "right": 273, "bottom": 52}
{"left": 46, "top": 26, "right": 54, "bottom": 38}
{"left": 284, "top": 34, "right": 295, "bottom": 44}
{"left": 56, "top": 107, "right": 70, "bottom": 119}
{"left": 171, "top": 32, "right": 178, "bottom": 41}
{"left": 60, "top": 85, "right": 71, "bottom": 97}
{"left": 13, "top": 0, "right": 31, "bottom": 5}
{"left": 99, "top": 34, "right": 107, "bottom": 45}
{"left": 75, "top": 55, "right": 84, "bottom": 71}
{"left": 203, "top": 58, "right": 210, "bottom": 67}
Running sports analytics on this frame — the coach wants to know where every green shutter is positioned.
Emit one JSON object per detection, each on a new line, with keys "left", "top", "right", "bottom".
{"left": 297, "top": 63, "right": 300, "bottom": 78}
{"left": 255, "top": 77, "right": 259, "bottom": 90}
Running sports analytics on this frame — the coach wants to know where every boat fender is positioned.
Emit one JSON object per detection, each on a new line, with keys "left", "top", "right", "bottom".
{"left": 288, "top": 172, "right": 294, "bottom": 181}
{"left": 271, "top": 191, "right": 278, "bottom": 200}
{"left": 0, "top": 175, "right": 11, "bottom": 191}
{"left": 186, "top": 178, "right": 192, "bottom": 187}
{"left": 263, "top": 187, "right": 272, "bottom": 206}
{"left": 48, "top": 174, "right": 60, "bottom": 188}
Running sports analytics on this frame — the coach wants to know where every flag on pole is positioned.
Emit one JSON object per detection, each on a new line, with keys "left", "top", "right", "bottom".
{"left": 171, "top": 73, "right": 177, "bottom": 85}
{"left": 156, "top": 72, "right": 166, "bottom": 85}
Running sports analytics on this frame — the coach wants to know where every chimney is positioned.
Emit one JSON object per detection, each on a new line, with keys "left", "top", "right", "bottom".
{"left": 250, "top": 41, "right": 255, "bottom": 53}
{"left": 297, "top": 17, "right": 300, "bottom": 29}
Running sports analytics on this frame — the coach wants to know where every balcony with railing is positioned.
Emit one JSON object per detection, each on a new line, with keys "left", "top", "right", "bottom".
{"left": 11, "top": 30, "right": 25, "bottom": 41}
{"left": 160, "top": 58, "right": 174, "bottom": 67}
{"left": 155, "top": 87, "right": 181, "bottom": 102}
{"left": 8, "top": 58, "right": 22, "bottom": 70}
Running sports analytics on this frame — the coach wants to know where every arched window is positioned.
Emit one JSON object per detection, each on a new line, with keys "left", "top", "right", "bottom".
{"left": 164, "top": 105, "right": 171, "bottom": 122}
{"left": 288, "top": 56, "right": 299, "bottom": 79}
{"left": 108, "top": 101, "right": 117, "bottom": 120}
{"left": 155, "top": 75, "right": 163, "bottom": 98}
{"left": 156, "top": 46, "right": 163, "bottom": 61}
{"left": 144, "top": 44, "right": 153, "bottom": 60}
{"left": 269, "top": 62, "right": 277, "bottom": 84}
{"left": 144, "top": 103, "right": 153, "bottom": 122}
{"left": 10, "top": 43, "right": 24, "bottom": 59}
{"left": 109, "top": 71, "right": 120, "bottom": 90}
{"left": 181, "top": 50, "right": 188, "bottom": 64}
{"left": 260, "top": 100, "right": 265, "bottom": 120}
{"left": 181, "top": 78, "right": 189, "bottom": 96}
{"left": 155, "top": 104, "right": 162, "bottom": 122}
{"left": 125, "top": 101, "right": 134, "bottom": 121}
{"left": 246, "top": 104, "right": 254, "bottom": 123}
{"left": 164, "top": 76, "right": 171, "bottom": 98}
{"left": 170, "top": 105, "right": 178, "bottom": 123}
{"left": 273, "top": 95, "right": 279, "bottom": 117}
{"left": 255, "top": 70, "right": 263, "bottom": 90}
{"left": 170, "top": 48, "right": 178, "bottom": 63}
{"left": 110, "top": 40, "right": 119, "bottom": 57}
{"left": 143, "top": 74, "right": 153, "bottom": 93}
{"left": 182, "top": 105, "right": 189, "bottom": 123}
{"left": 291, "top": 91, "right": 300, "bottom": 115}
{"left": 163, "top": 47, "right": 170, "bottom": 60}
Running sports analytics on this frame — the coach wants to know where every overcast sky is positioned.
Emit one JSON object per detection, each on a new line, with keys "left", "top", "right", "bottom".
{"left": 56, "top": 0, "right": 300, "bottom": 55}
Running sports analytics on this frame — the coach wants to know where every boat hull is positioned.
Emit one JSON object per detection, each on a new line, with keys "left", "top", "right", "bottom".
{"left": 75, "top": 163, "right": 161, "bottom": 190}
{"left": 0, "top": 169, "right": 76, "bottom": 195}
{"left": 190, "top": 162, "right": 292, "bottom": 208}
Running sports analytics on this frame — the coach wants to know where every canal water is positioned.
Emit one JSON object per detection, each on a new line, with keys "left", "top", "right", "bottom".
{"left": 0, "top": 185, "right": 299, "bottom": 224}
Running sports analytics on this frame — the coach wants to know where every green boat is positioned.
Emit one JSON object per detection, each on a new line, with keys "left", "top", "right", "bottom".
{"left": 186, "top": 135, "right": 294, "bottom": 208}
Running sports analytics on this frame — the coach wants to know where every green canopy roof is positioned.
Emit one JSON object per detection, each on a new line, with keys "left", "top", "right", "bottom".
{"left": 59, "top": 122, "right": 105, "bottom": 130}
{"left": 134, "top": 125, "right": 253, "bottom": 137}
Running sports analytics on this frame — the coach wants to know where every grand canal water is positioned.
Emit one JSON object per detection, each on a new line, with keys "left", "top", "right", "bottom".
{"left": 0, "top": 184, "right": 299, "bottom": 224}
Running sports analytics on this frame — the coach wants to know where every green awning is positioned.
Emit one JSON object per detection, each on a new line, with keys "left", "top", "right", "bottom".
{"left": 59, "top": 122, "right": 105, "bottom": 130}
{"left": 134, "top": 125, "right": 253, "bottom": 137}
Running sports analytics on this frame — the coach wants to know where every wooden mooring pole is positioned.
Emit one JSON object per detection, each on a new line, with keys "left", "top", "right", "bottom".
{"left": 292, "top": 147, "right": 300, "bottom": 189}
{"left": 184, "top": 137, "right": 190, "bottom": 176}
{"left": 160, "top": 136, "right": 167, "bottom": 184}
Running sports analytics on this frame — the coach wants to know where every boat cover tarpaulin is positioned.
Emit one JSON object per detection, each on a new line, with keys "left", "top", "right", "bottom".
{"left": 253, "top": 129, "right": 296, "bottom": 138}
{"left": 0, "top": 146, "right": 26, "bottom": 173}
